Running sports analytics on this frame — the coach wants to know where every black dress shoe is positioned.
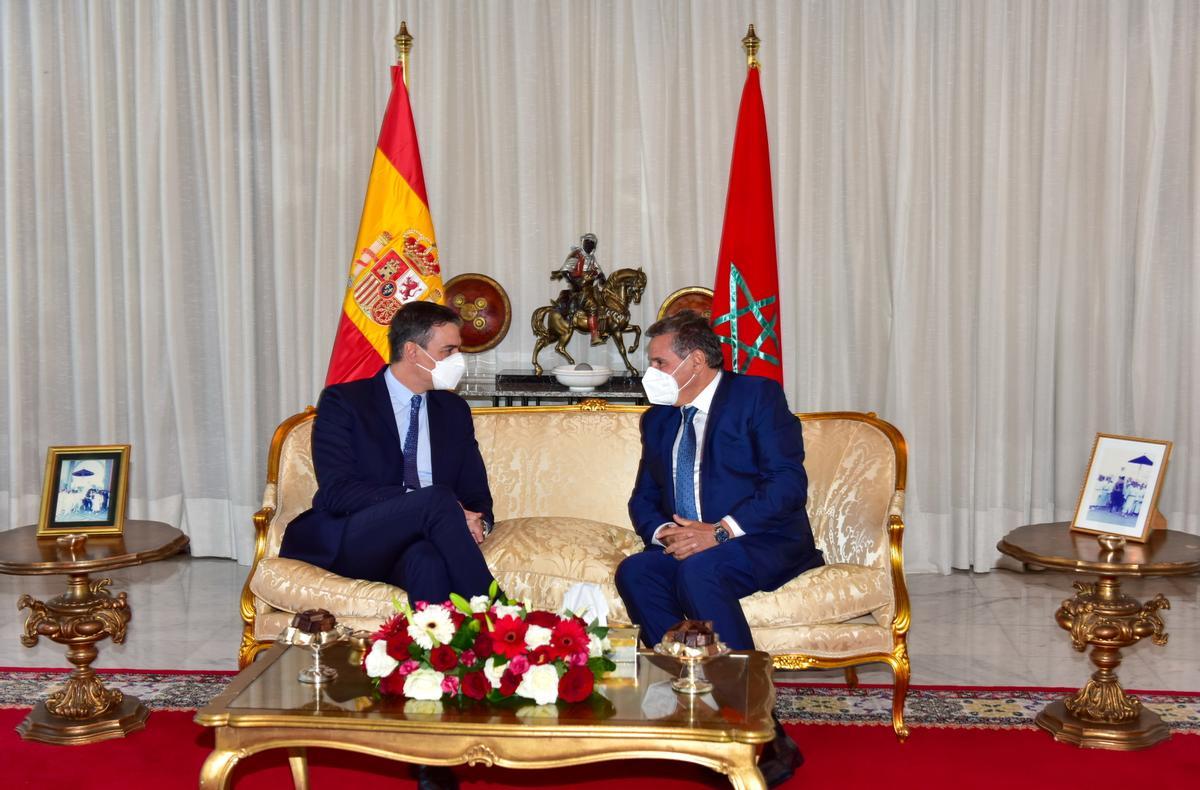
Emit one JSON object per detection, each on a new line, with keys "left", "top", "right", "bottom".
{"left": 758, "top": 717, "right": 803, "bottom": 787}
{"left": 410, "top": 764, "right": 460, "bottom": 790}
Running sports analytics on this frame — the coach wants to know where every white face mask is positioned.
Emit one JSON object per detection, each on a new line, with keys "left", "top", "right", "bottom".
{"left": 418, "top": 347, "right": 467, "bottom": 390}
{"left": 641, "top": 357, "right": 696, "bottom": 406}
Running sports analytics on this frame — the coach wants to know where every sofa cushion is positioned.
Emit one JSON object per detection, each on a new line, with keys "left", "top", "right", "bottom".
{"left": 741, "top": 563, "right": 891, "bottom": 628}
{"left": 250, "top": 557, "right": 405, "bottom": 619}
{"left": 481, "top": 516, "right": 644, "bottom": 625}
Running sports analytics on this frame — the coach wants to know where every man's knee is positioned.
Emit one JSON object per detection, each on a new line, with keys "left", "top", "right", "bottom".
{"left": 675, "top": 550, "right": 733, "bottom": 599}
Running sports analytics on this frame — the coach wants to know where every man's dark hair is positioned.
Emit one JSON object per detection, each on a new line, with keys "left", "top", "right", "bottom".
{"left": 388, "top": 301, "right": 463, "bottom": 362}
{"left": 645, "top": 310, "right": 724, "bottom": 368}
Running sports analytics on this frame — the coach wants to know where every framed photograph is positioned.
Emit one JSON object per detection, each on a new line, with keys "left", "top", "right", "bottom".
{"left": 1071, "top": 433, "right": 1171, "bottom": 543}
{"left": 36, "top": 445, "right": 131, "bottom": 536}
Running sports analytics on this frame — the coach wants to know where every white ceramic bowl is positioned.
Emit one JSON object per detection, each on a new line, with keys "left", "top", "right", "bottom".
{"left": 552, "top": 365, "right": 613, "bottom": 392}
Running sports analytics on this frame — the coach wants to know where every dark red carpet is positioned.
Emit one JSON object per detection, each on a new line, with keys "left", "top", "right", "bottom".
{"left": 4, "top": 708, "right": 1198, "bottom": 789}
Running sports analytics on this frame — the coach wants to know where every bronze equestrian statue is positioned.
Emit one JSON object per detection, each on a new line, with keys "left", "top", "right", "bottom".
{"left": 531, "top": 265, "right": 647, "bottom": 376}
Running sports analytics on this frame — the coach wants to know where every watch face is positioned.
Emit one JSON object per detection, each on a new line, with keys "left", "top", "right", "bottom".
{"left": 714, "top": 525, "right": 730, "bottom": 543}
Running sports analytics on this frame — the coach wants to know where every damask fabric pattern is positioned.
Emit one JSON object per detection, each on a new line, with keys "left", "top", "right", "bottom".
{"left": 251, "top": 409, "right": 903, "bottom": 664}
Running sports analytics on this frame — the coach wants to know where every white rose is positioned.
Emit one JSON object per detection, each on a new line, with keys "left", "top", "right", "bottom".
{"left": 491, "top": 603, "right": 523, "bottom": 620}
{"left": 403, "top": 668, "right": 446, "bottom": 701}
{"left": 525, "top": 624, "right": 553, "bottom": 650}
{"left": 364, "top": 640, "right": 399, "bottom": 678}
{"left": 483, "top": 656, "right": 505, "bottom": 689}
{"left": 409, "top": 606, "right": 455, "bottom": 649}
{"left": 469, "top": 595, "right": 490, "bottom": 613}
{"left": 516, "top": 664, "right": 560, "bottom": 706}
{"left": 587, "top": 634, "right": 604, "bottom": 659}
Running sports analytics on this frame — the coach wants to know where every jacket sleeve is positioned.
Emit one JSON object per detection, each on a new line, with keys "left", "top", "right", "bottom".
{"left": 310, "top": 386, "right": 407, "bottom": 516}
{"left": 451, "top": 400, "right": 495, "bottom": 525}
{"left": 628, "top": 411, "right": 673, "bottom": 546}
{"left": 723, "top": 381, "right": 809, "bottom": 532}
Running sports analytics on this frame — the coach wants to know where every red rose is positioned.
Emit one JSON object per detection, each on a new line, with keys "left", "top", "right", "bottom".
{"left": 386, "top": 630, "right": 414, "bottom": 661}
{"left": 529, "top": 645, "right": 556, "bottom": 666}
{"left": 558, "top": 666, "right": 594, "bottom": 703}
{"left": 525, "top": 610, "right": 560, "bottom": 628}
{"left": 549, "top": 618, "right": 589, "bottom": 660}
{"left": 379, "top": 670, "right": 407, "bottom": 697}
{"left": 499, "top": 668, "right": 521, "bottom": 697}
{"left": 490, "top": 615, "right": 529, "bottom": 659}
{"left": 429, "top": 645, "right": 459, "bottom": 671}
{"left": 472, "top": 631, "right": 494, "bottom": 659}
{"left": 461, "top": 671, "right": 490, "bottom": 700}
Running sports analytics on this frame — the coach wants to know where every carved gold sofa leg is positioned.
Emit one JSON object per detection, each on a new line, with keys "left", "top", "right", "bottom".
{"left": 886, "top": 650, "right": 911, "bottom": 742}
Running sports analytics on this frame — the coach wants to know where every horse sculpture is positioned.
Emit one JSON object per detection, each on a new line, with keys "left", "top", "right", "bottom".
{"left": 531, "top": 267, "right": 647, "bottom": 375}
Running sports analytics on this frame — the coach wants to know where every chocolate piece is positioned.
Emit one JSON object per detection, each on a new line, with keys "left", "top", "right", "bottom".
{"left": 663, "top": 619, "right": 717, "bottom": 649}
{"left": 293, "top": 608, "right": 337, "bottom": 634}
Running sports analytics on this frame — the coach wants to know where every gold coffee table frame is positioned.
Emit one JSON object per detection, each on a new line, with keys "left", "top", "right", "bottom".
{"left": 0, "top": 521, "right": 189, "bottom": 745}
{"left": 997, "top": 522, "right": 1200, "bottom": 750}
{"left": 196, "top": 643, "right": 776, "bottom": 789}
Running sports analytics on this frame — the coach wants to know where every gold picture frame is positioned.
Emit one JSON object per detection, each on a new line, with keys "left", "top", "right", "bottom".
{"left": 1070, "top": 433, "right": 1171, "bottom": 543}
{"left": 37, "top": 445, "right": 131, "bottom": 537}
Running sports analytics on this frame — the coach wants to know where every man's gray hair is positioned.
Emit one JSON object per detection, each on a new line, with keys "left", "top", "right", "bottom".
{"left": 645, "top": 310, "right": 723, "bottom": 368}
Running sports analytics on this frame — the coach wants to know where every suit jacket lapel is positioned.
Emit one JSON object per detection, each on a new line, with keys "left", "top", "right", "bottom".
{"left": 426, "top": 391, "right": 444, "bottom": 484}
{"left": 372, "top": 368, "right": 403, "bottom": 449}
{"left": 699, "top": 372, "right": 735, "bottom": 515}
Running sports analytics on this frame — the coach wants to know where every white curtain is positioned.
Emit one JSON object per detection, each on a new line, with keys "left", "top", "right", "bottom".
{"left": 1, "top": 1, "right": 1197, "bottom": 570}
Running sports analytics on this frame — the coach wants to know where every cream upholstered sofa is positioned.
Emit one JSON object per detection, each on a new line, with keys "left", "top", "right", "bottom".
{"left": 240, "top": 403, "right": 912, "bottom": 738}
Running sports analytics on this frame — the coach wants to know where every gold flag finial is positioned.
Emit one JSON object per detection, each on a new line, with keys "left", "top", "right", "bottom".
{"left": 742, "top": 24, "right": 761, "bottom": 70}
{"left": 395, "top": 21, "right": 413, "bottom": 81}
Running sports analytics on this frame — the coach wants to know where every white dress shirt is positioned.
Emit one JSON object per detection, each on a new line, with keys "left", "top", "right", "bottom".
{"left": 652, "top": 371, "right": 745, "bottom": 544}
{"left": 385, "top": 368, "right": 433, "bottom": 488}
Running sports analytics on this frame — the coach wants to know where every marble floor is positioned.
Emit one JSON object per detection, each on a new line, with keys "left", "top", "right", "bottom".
{"left": 1, "top": 557, "right": 1196, "bottom": 693}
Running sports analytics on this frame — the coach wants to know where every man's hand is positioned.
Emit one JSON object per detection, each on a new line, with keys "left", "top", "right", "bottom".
{"left": 461, "top": 504, "right": 486, "bottom": 544}
{"left": 659, "top": 515, "right": 719, "bottom": 560}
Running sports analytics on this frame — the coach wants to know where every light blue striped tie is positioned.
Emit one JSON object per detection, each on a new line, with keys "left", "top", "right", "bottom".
{"left": 403, "top": 394, "right": 422, "bottom": 490}
{"left": 674, "top": 406, "right": 699, "bottom": 520}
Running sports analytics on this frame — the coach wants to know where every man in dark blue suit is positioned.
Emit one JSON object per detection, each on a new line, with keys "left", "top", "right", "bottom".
{"left": 280, "top": 302, "right": 496, "bottom": 606}
{"left": 616, "top": 310, "right": 821, "bottom": 786}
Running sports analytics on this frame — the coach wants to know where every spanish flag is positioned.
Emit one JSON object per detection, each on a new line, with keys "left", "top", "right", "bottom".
{"left": 325, "top": 62, "right": 443, "bottom": 386}
{"left": 711, "top": 32, "right": 782, "bottom": 384}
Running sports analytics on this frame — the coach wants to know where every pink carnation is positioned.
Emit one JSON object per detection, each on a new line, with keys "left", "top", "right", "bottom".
{"left": 395, "top": 659, "right": 420, "bottom": 677}
{"left": 508, "top": 654, "right": 530, "bottom": 675}
{"left": 568, "top": 650, "right": 590, "bottom": 668}
{"left": 460, "top": 649, "right": 477, "bottom": 667}
{"left": 441, "top": 675, "right": 460, "bottom": 695}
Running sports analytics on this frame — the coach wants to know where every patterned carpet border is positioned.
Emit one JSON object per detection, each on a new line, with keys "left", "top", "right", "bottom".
{"left": 2, "top": 670, "right": 1198, "bottom": 732}
{"left": 774, "top": 685, "right": 1200, "bottom": 732}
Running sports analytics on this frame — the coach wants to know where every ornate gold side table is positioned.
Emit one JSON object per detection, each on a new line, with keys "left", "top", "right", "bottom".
{"left": 0, "top": 521, "right": 189, "bottom": 745}
{"left": 997, "top": 522, "right": 1200, "bottom": 750}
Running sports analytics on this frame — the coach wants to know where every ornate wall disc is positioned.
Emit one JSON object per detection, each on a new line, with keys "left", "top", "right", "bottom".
{"left": 444, "top": 273, "right": 512, "bottom": 352}
{"left": 657, "top": 286, "right": 714, "bottom": 321}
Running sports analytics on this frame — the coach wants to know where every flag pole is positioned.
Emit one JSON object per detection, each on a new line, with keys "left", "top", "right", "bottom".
{"left": 742, "top": 24, "right": 760, "bottom": 70}
{"left": 395, "top": 20, "right": 413, "bottom": 84}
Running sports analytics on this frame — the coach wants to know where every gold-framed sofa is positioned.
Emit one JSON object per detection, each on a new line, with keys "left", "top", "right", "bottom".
{"left": 240, "top": 403, "right": 912, "bottom": 739}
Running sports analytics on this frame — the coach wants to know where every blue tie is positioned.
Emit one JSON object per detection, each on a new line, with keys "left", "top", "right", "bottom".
{"left": 403, "top": 394, "right": 422, "bottom": 490}
{"left": 675, "top": 406, "right": 699, "bottom": 520}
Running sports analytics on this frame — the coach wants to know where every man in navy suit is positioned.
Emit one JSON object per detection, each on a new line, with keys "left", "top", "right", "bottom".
{"left": 280, "top": 302, "right": 496, "bottom": 606}
{"left": 616, "top": 310, "right": 821, "bottom": 786}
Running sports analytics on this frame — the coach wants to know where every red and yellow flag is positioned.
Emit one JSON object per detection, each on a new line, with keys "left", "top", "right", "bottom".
{"left": 326, "top": 63, "right": 443, "bottom": 385}
{"left": 711, "top": 62, "right": 783, "bottom": 384}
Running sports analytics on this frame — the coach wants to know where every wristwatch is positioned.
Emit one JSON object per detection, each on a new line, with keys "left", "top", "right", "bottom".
{"left": 713, "top": 522, "right": 731, "bottom": 544}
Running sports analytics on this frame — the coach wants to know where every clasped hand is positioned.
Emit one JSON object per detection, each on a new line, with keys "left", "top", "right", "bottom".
{"left": 460, "top": 504, "right": 486, "bottom": 544}
{"left": 660, "top": 515, "right": 718, "bottom": 560}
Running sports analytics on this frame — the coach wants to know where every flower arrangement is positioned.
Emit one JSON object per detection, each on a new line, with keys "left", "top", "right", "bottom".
{"left": 362, "top": 582, "right": 616, "bottom": 706}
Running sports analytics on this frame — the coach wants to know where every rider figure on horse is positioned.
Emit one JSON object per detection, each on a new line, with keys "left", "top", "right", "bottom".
{"left": 553, "top": 233, "right": 607, "bottom": 344}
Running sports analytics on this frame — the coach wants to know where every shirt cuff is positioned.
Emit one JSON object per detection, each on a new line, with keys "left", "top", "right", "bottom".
{"left": 651, "top": 523, "right": 674, "bottom": 546}
{"left": 720, "top": 516, "right": 745, "bottom": 538}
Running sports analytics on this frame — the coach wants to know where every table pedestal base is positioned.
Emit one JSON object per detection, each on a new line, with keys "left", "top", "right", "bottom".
{"left": 17, "top": 695, "right": 149, "bottom": 745}
{"left": 1036, "top": 699, "right": 1169, "bottom": 751}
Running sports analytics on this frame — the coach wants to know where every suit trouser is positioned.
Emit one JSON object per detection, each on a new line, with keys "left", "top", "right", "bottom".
{"left": 615, "top": 541, "right": 760, "bottom": 651}
{"left": 330, "top": 485, "right": 494, "bottom": 603}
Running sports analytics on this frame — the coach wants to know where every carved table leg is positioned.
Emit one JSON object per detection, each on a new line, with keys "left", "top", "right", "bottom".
{"left": 15, "top": 572, "right": 149, "bottom": 745}
{"left": 1036, "top": 574, "right": 1171, "bottom": 750}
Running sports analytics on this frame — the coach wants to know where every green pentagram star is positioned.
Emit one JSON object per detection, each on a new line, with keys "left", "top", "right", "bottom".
{"left": 711, "top": 262, "right": 780, "bottom": 373}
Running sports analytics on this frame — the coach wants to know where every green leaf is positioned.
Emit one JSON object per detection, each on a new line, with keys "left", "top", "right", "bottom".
{"left": 590, "top": 626, "right": 609, "bottom": 639}
{"left": 488, "top": 579, "right": 499, "bottom": 600}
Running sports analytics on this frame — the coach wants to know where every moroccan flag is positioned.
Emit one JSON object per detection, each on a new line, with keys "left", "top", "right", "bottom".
{"left": 710, "top": 65, "right": 782, "bottom": 383}
{"left": 325, "top": 63, "right": 444, "bottom": 385}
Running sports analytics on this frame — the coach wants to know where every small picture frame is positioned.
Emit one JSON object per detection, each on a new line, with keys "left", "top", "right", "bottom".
{"left": 37, "top": 445, "right": 131, "bottom": 537}
{"left": 1071, "top": 433, "right": 1171, "bottom": 543}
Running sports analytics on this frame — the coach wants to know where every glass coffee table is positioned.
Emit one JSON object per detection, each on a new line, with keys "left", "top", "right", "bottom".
{"left": 196, "top": 643, "right": 775, "bottom": 789}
